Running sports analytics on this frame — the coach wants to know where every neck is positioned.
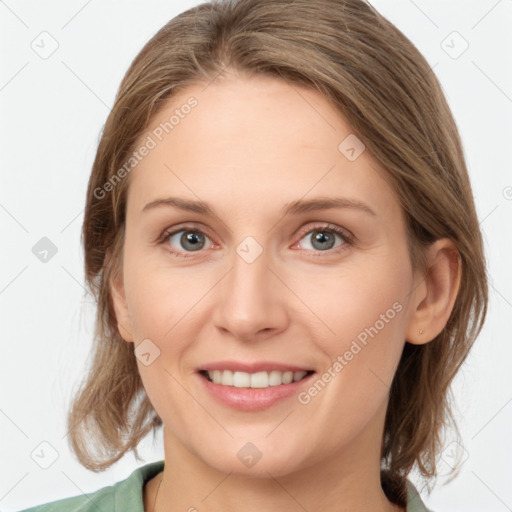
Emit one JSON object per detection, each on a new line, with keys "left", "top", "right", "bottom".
{"left": 150, "top": 465, "right": 404, "bottom": 512}
{"left": 146, "top": 418, "right": 405, "bottom": 512}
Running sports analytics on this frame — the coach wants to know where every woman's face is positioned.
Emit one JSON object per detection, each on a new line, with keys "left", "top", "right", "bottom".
{"left": 112, "top": 74, "right": 424, "bottom": 476}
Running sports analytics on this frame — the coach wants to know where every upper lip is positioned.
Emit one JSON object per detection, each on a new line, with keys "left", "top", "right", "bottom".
{"left": 198, "top": 361, "right": 314, "bottom": 373}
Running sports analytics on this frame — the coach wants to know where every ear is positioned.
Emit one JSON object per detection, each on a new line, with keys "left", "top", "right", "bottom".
{"left": 405, "top": 238, "right": 461, "bottom": 345}
{"left": 107, "top": 249, "right": 135, "bottom": 344}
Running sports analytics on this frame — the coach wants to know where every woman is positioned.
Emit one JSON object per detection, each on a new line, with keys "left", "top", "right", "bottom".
{"left": 19, "top": 0, "right": 488, "bottom": 510}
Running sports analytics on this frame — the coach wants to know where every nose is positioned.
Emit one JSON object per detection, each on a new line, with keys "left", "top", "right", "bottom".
{"left": 212, "top": 240, "right": 289, "bottom": 342}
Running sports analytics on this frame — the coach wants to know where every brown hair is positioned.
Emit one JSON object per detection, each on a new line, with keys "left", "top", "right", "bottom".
{"left": 68, "top": 0, "right": 488, "bottom": 498}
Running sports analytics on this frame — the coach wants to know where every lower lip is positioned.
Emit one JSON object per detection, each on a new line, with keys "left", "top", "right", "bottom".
{"left": 198, "top": 372, "right": 315, "bottom": 411}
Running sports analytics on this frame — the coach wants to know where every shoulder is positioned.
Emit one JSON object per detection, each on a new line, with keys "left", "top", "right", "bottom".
{"left": 405, "top": 479, "right": 434, "bottom": 512}
{"left": 381, "top": 471, "right": 434, "bottom": 512}
{"left": 18, "top": 484, "right": 117, "bottom": 512}
{"left": 16, "top": 460, "right": 165, "bottom": 512}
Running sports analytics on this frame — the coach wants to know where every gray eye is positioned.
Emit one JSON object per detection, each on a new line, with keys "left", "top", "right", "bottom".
{"left": 300, "top": 230, "right": 343, "bottom": 251}
{"left": 169, "top": 230, "right": 209, "bottom": 252}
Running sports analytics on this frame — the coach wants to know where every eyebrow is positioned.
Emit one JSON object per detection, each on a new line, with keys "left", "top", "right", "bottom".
{"left": 141, "top": 196, "right": 377, "bottom": 217}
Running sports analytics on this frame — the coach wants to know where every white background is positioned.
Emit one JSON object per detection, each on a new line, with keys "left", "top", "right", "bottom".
{"left": 1, "top": 1, "right": 511, "bottom": 510}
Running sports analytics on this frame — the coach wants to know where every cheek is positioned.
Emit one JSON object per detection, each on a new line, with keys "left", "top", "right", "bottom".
{"left": 123, "top": 249, "right": 207, "bottom": 340}
{"left": 302, "top": 252, "right": 411, "bottom": 393}
{"left": 301, "top": 255, "right": 410, "bottom": 346}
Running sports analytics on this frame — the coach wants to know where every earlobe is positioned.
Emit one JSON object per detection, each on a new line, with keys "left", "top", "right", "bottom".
{"left": 108, "top": 253, "right": 135, "bottom": 344}
{"left": 406, "top": 238, "right": 461, "bottom": 345}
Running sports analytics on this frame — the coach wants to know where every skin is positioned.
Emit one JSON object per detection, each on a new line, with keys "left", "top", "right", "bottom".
{"left": 111, "top": 73, "right": 461, "bottom": 512}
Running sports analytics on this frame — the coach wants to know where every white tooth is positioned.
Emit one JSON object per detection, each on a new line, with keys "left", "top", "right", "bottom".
{"left": 268, "top": 370, "right": 283, "bottom": 386}
{"left": 282, "top": 371, "right": 293, "bottom": 384}
{"left": 221, "top": 370, "right": 234, "bottom": 386}
{"left": 233, "top": 371, "right": 251, "bottom": 388}
{"left": 212, "top": 369, "right": 307, "bottom": 387}
{"left": 250, "top": 371, "right": 269, "bottom": 388}
{"left": 293, "top": 371, "right": 307, "bottom": 382}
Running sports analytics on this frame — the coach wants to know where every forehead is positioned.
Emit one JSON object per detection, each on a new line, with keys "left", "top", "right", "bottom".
{"left": 125, "top": 75, "right": 399, "bottom": 220}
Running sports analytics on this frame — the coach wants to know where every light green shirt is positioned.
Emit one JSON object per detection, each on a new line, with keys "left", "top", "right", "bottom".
{"left": 17, "top": 460, "right": 433, "bottom": 511}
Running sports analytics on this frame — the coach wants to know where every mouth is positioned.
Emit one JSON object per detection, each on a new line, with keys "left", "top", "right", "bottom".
{"left": 196, "top": 361, "right": 317, "bottom": 411}
{"left": 198, "top": 369, "right": 315, "bottom": 389}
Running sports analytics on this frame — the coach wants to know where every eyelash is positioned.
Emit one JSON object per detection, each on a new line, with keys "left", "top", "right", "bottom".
{"left": 158, "top": 222, "right": 355, "bottom": 259}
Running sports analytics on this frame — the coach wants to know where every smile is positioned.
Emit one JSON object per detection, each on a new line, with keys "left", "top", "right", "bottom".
{"left": 200, "top": 369, "right": 314, "bottom": 388}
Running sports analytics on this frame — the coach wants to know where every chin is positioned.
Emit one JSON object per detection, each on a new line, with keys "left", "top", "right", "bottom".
{"left": 196, "top": 439, "right": 312, "bottom": 478}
